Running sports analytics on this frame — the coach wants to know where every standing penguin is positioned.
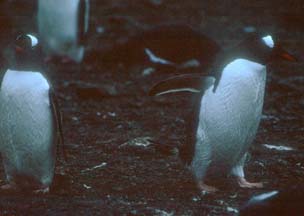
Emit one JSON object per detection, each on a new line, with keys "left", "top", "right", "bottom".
{"left": 37, "top": 0, "right": 90, "bottom": 63}
{"left": 0, "top": 34, "right": 63, "bottom": 193}
{"left": 149, "top": 34, "right": 298, "bottom": 193}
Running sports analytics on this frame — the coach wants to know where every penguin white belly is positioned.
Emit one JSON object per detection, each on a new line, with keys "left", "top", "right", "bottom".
{"left": 0, "top": 69, "right": 55, "bottom": 187}
{"left": 38, "top": 0, "right": 84, "bottom": 62}
{"left": 198, "top": 59, "right": 266, "bottom": 169}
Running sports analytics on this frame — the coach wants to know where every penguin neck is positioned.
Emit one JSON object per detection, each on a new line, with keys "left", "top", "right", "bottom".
{"left": 216, "top": 59, "right": 266, "bottom": 96}
{"left": 220, "top": 59, "right": 266, "bottom": 82}
{"left": 211, "top": 45, "right": 268, "bottom": 91}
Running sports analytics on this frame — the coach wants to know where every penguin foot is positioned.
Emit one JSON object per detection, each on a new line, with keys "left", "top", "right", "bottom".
{"left": 237, "top": 177, "right": 263, "bottom": 189}
{"left": 44, "top": 56, "right": 54, "bottom": 63}
{"left": 1, "top": 183, "right": 17, "bottom": 191}
{"left": 33, "top": 187, "right": 49, "bottom": 194}
{"left": 198, "top": 182, "right": 219, "bottom": 194}
{"left": 61, "top": 56, "right": 74, "bottom": 64}
{"left": 44, "top": 56, "right": 75, "bottom": 64}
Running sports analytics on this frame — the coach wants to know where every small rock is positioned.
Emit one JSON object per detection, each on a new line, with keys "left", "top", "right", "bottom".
{"left": 83, "top": 184, "right": 92, "bottom": 189}
{"left": 72, "top": 116, "right": 79, "bottom": 121}
{"left": 243, "top": 26, "right": 256, "bottom": 33}
{"left": 142, "top": 67, "right": 156, "bottom": 76}
{"left": 81, "top": 162, "right": 107, "bottom": 173}
{"left": 278, "top": 158, "right": 288, "bottom": 165}
{"left": 261, "top": 114, "right": 279, "bottom": 122}
{"left": 116, "top": 125, "right": 123, "bottom": 129}
{"left": 108, "top": 112, "right": 116, "bottom": 117}
{"left": 147, "top": 207, "right": 174, "bottom": 216}
{"left": 130, "top": 210, "right": 137, "bottom": 215}
{"left": 263, "top": 144, "right": 295, "bottom": 151}
{"left": 217, "top": 200, "right": 224, "bottom": 205}
{"left": 96, "top": 26, "right": 105, "bottom": 34}
{"left": 226, "top": 206, "right": 238, "bottom": 214}
{"left": 255, "top": 161, "right": 266, "bottom": 168}
{"left": 229, "top": 193, "right": 238, "bottom": 199}
{"left": 119, "top": 136, "right": 153, "bottom": 148}
{"left": 192, "top": 196, "right": 200, "bottom": 202}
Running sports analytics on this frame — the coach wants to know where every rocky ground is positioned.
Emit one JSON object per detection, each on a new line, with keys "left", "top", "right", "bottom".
{"left": 0, "top": 0, "right": 303, "bottom": 215}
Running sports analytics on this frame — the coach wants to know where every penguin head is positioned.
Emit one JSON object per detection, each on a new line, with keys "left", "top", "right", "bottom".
{"left": 14, "top": 34, "right": 39, "bottom": 54}
{"left": 2, "top": 33, "right": 42, "bottom": 71}
{"left": 237, "top": 33, "right": 298, "bottom": 65}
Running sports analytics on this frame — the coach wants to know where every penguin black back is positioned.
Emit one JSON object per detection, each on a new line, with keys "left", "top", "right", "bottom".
{"left": 137, "top": 24, "right": 220, "bottom": 65}
{"left": 100, "top": 24, "right": 220, "bottom": 69}
{"left": 179, "top": 91, "right": 204, "bottom": 164}
{"left": 0, "top": 53, "right": 8, "bottom": 89}
{"left": 77, "top": 0, "right": 89, "bottom": 45}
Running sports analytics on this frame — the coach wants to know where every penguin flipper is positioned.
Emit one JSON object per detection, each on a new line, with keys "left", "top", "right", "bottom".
{"left": 149, "top": 74, "right": 215, "bottom": 96}
{"left": 77, "top": 0, "right": 90, "bottom": 45}
{"left": 49, "top": 88, "right": 66, "bottom": 162}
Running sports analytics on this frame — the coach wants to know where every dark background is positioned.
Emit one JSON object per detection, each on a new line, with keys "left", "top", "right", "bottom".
{"left": 0, "top": 0, "right": 303, "bottom": 215}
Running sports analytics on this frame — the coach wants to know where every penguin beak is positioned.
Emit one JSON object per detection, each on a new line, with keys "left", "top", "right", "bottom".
{"left": 274, "top": 46, "right": 298, "bottom": 62}
{"left": 15, "top": 45, "right": 24, "bottom": 53}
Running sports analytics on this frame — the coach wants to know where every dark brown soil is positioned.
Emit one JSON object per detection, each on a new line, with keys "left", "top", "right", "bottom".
{"left": 0, "top": 0, "right": 303, "bottom": 215}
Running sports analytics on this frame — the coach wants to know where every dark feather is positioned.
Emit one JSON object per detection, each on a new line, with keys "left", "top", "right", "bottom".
{"left": 149, "top": 74, "right": 214, "bottom": 96}
{"left": 49, "top": 87, "right": 66, "bottom": 162}
{"left": 0, "top": 53, "right": 8, "bottom": 89}
{"left": 98, "top": 24, "right": 220, "bottom": 69}
{"left": 149, "top": 74, "right": 215, "bottom": 165}
{"left": 77, "top": 0, "right": 89, "bottom": 45}
{"left": 179, "top": 91, "right": 204, "bottom": 164}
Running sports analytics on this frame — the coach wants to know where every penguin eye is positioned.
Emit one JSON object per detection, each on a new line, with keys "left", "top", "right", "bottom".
{"left": 273, "top": 45, "right": 298, "bottom": 62}
{"left": 15, "top": 34, "right": 38, "bottom": 51}
{"left": 15, "top": 35, "right": 32, "bottom": 51}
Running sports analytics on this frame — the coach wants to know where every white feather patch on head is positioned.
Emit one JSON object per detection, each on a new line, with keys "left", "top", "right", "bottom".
{"left": 262, "top": 35, "right": 274, "bottom": 48}
{"left": 26, "top": 34, "right": 39, "bottom": 48}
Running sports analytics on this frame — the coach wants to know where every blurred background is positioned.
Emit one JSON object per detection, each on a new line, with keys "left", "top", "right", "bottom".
{"left": 0, "top": 0, "right": 303, "bottom": 215}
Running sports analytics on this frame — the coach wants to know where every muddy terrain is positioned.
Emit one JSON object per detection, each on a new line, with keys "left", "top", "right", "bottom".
{"left": 0, "top": 0, "right": 303, "bottom": 215}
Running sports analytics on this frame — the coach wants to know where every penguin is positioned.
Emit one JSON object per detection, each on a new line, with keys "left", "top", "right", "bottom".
{"left": 37, "top": 0, "right": 90, "bottom": 63}
{"left": 3, "top": 33, "right": 42, "bottom": 71}
{"left": 240, "top": 185, "right": 304, "bottom": 215}
{"left": 99, "top": 24, "right": 220, "bottom": 73}
{"left": 149, "top": 33, "right": 298, "bottom": 193}
{"left": 0, "top": 34, "right": 63, "bottom": 193}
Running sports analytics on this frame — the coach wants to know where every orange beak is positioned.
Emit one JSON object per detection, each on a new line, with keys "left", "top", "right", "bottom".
{"left": 276, "top": 46, "right": 298, "bottom": 62}
{"left": 15, "top": 45, "right": 24, "bottom": 53}
{"left": 281, "top": 52, "right": 298, "bottom": 62}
